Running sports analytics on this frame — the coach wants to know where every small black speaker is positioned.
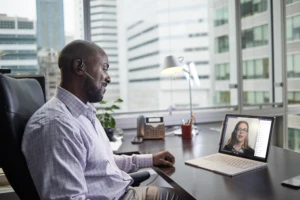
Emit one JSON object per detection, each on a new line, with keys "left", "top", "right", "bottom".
{"left": 132, "top": 115, "right": 144, "bottom": 144}
{"left": 137, "top": 115, "right": 145, "bottom": 137}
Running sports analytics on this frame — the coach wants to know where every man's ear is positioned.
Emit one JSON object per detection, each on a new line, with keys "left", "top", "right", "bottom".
{"left": 72, "top": 59, "right": 84, "bottom": 75}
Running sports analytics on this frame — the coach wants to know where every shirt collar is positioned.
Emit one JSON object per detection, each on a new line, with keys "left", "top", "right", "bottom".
{"left": 55, "top": 86, "right": 96, "bottom": 118}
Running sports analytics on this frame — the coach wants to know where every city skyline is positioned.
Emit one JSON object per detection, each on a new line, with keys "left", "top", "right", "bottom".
{"left": 36, "top": 0, "right": 65, "bottom": 51}
{"left": 0, "top": 0, "right": 75, "bottom": 36}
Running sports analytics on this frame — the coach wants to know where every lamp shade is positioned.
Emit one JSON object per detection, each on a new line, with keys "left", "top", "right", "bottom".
{"left": 161, "top": 55, "right": 184, "bottom": 74}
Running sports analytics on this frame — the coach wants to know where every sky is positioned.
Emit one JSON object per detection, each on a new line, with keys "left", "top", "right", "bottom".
{"left": 0, "top": 0, "right": 75, "bottom": 35}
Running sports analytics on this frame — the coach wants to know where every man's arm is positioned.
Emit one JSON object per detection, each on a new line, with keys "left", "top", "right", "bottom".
{"left": 114, "top": 150, "right": 175, "bottom": 173}
{"left": 22, "top": 118, "right": 88, "bottom": 200}
{"left": 113, "top": 154, "right": 153, "bottom": 173}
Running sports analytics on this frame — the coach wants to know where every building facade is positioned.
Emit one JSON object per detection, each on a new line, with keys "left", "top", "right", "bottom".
{"left": 36, "top": 0, "right": 65, "bottom": 52}
{"left": 118, "top": 0, "right": 210, "bottom": 111}
{"left": 74, "top": 0, "right": 85, "bottom": 40}
{"left": 37, "top": 48, "right": 60, "bottom": 101}
{"left": 285, "top": 0, "right": 300, "bottom": 152}
{"left": 90, "top": 0, "right": 120, "bottom": 102}
{"left": 0, "top": 14, "right": 38, "bottom": 75}
{"left": 209, "top": 0, "right": 271, "bottom": 106}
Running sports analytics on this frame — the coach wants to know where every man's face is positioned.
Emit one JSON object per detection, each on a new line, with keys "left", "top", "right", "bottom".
{"left": 84, "top": 52, "right": 110, "bottom": 103}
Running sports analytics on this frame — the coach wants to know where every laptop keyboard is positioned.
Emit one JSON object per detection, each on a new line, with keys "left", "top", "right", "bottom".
{"left": 203, "top": 154, "right": 260, "bottom": 169}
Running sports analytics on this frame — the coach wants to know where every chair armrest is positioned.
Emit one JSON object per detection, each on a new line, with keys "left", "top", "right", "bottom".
{"left": 114, "top": 151, "right": 140, "bottom": 156}
{"left": 129, "top": 171, "right": 150, "bottom": 187}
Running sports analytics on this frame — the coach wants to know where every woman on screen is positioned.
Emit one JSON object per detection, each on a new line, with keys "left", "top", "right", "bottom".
{"left": 223, "top": 120, "right": 255, "bottom": 156}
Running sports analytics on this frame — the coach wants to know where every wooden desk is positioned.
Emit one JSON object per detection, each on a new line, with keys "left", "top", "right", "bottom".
{"left": 118, "top": 123, "right": 300, "bottom": 200}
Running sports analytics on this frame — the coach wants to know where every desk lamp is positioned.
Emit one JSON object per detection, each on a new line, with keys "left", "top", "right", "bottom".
{"left": 161, "top": 55, "right": 193, "bottom": 118}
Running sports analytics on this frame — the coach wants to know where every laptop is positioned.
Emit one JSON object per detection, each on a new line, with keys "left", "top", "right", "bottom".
{"left": 185, "top": 114, "right": 275, "bottom": 176}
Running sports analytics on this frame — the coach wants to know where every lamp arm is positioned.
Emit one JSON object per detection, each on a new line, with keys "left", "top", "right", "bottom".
{"left": 183, "top": 69, "right": 190, "bottom": 75}
{"left": 182, "top": 67, "right": 192, "bottom": 117}
{"left": 188, "top": 73, "right": 192, "bottom": 118}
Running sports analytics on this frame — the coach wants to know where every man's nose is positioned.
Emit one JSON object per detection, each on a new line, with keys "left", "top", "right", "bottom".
{"left": 105, "top": 74, "right": 111, "bottom": 83}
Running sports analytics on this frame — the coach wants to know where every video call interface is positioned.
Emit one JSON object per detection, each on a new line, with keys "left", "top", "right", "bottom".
{"left": 220, "top": 116, "right": 273, "bottom": 160}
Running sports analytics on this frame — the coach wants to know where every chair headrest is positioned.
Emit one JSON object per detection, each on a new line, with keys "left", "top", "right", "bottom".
{"left": 0, "top": 74, "right": 45, "bottom": 117}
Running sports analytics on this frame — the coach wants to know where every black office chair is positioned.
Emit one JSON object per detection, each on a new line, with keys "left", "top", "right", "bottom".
{"left": 0, "top": 73, "right": 43, "bottom": 200}
{"left": 0, "top": 74, "right": 149, "bottom": 199}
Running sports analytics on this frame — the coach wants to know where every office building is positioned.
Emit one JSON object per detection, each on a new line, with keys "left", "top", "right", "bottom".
{"left": 0, "top": 14, "right": 38, "bottom": 75}
{"left": 74, "top": 0, "right": 84, "bottom": 40}
{"left": 36, "top": 0, "right": 65, "bottom": 52}
{"left": 118, "top": 0, "right": 210, "bottom": 111}
{"left": 37, "top": 48, "right": 60, "bottom": 101}
{"left": 90, "top": 0, "right": 120, "bottom": 102}
{"left": 209, "top": 0, "right": 271, "bottom": 106}
{"left": 36, "top": 0, "right": 65, "bottom": 100}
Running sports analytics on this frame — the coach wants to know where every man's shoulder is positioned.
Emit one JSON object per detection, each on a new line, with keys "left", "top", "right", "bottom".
{"left": 26, "top": 97, "right": 75, "bottom": 129}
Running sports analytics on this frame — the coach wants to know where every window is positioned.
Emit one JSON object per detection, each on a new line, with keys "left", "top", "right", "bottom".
{"left": 286, "top": 17, "right": 293, "bottom": 41}
{"left": 293, "top": 15, "right": 300, "bottom": 41}
{"left": 242, "top": 24, "right": 268, "bottom": 49}
{"left": 288, "top": 92, "right": 300, "bottom": 104}
{"left": 286, "top": 0, "right": 300, "bottom": 5}
{"left": 0, "top": 0, "right": 295, "bottom": 151}
{"left": 241, "top": 0, "right": 268, "bottom": 18}
{"left": 214, "top": 6, "right": 228, "bottom": 27}
{"left": 287, "top": 53, "right": 300, "bottom": 77}
{"left": 215, "top": 35, "right": 229, "bottom": 53}
{"left": 289, "top": 54, "right": 300, "bottom": 77}
{"left": 18, "top": 21, "right": 34, "bottom": 29}
{"left": 216, "top": 91, "right": 231, "bottom": 105}
{"left": 0, "top": 20, "right": 15, "bottom": 29}
{"left": 243, "top": 91, "right": 269, "bottom": 104}
{"left": 215, "top": 63, "right": 230, "bottom": 80}
{"left": 247, "top": 60, "right": 255, "bottom": 79}
{"left": 243, "top": 58, "right": 269, "bottom": 79}
{"left": 286, "top": 14, "right": 300, "bottom": 41}
{"left": 288, "top": 128, "right": 300, "bottom": 152}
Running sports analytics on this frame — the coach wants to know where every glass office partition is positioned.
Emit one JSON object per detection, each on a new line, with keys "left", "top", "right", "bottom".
{"left": 240, "top": 0, "right": 277, "bottom": 108}
{"left": 285, "top": 0, "right": 300, "bottom": 152}
{"left": 209, "top": 0, "right": 239, "bottom": 108}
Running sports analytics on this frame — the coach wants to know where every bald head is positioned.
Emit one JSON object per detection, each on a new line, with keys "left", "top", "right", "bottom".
{"left": 58, "top": 40, "right": 105, "bottom": 75}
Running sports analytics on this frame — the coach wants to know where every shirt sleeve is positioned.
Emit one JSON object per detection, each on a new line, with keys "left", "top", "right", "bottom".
{"left": 113, "top": 154, "right": 153, "bottom": 173}
{"left": 22, "top": 117, "right": 89, "bottom": 200}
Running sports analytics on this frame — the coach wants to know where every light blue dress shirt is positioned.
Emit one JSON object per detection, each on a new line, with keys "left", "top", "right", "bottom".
{"left": 22, "top": 86, "right": 153, "bottom": 200}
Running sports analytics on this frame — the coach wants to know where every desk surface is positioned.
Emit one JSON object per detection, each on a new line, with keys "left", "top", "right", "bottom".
{"left": 2, "top": 123, "right": 300, "bottom": 200}
{"left": 118, "top": 123, "right": 300, "bottom": 200}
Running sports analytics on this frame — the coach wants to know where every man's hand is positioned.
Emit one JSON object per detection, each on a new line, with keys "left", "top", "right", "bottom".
{"left": 153, "top": 150, "right": 175, "bottom": 167}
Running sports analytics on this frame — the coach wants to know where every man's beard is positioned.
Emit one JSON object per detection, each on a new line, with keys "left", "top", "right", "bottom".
{"left": 84, "top": 77, "right": 104, "bottom": 103}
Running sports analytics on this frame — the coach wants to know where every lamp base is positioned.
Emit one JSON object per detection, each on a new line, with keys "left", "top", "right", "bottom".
{"left": 131, "top": 136, "right": 143, "bottom": 144}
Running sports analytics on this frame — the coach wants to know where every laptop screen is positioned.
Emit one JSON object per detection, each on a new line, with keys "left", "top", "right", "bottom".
{"left": 218, "top": 114, "right": 275, "bottom": 162}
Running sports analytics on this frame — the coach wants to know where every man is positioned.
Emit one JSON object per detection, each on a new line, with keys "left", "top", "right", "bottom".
{"left": 22, "top": 40, "right": 183, "bottom": 200}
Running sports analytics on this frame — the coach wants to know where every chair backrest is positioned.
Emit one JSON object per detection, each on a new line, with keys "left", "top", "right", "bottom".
{"left": 0, "top": 74, "right": 45, "bottom": 200}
